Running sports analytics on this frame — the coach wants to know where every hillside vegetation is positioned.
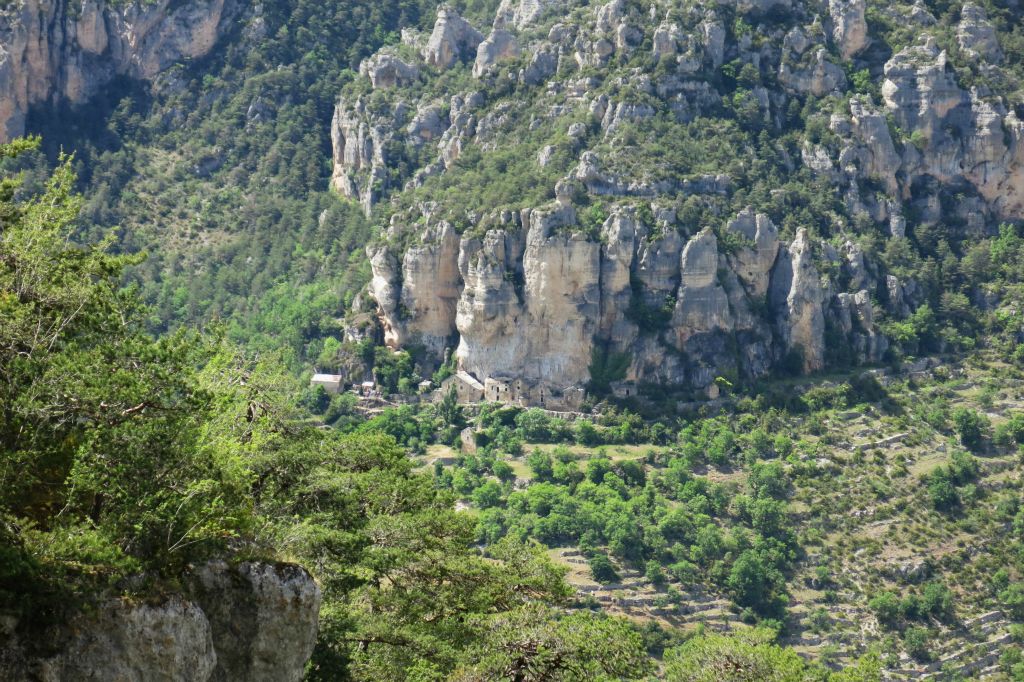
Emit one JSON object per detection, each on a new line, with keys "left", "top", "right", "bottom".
{"left": 3, "top": 0, "right": 1024, "bottom": 678}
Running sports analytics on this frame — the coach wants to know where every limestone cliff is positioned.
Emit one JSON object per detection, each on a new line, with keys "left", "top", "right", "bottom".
{"left": 367, "top": 202, "right": 874, "bottom": 405}
{"left": 1, "top": 561, "right": 321, "bottom": 682}
{"left": 0, "top": 0, "right": 239, "bottom": 141}
{"left": 336, "top": 0, "right": 1021, "bottom": 405}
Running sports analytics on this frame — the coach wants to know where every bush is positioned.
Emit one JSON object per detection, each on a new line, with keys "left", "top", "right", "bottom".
{"left": 590, "top": 553, "right": 620, "bottom": 584}
{"left": 472, "top": 481, "right": 504, "bottom": 509}
{"left": 645, "top": 560, "right": 667, "bottom": 586}
{"left": 903, "top": 626, "right": 932, "bottom": 661}
{"left": 920, "top": 582, "right": 955, "bottom": 623}
{"left": 526, "top": 450, "right": 555, "bottom": 481}
{"left": 515, "top": 408, "right": 556, "bottom": 442}
{"left": 575, "top": 419, "right": 603, "bottom": 446}
{"left": 952, "top": 408, "right": 988, "bottom": 452}
{"left": 928, "top": 471, "right": 960, "bottom": 511}
{"left": 995, "top": 413, "right": 1024, "bottom": 447}
{"left": 869, "top": 591, "right": 902, "bottom": 628}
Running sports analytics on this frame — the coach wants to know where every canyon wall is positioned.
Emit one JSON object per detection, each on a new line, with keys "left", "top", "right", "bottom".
{"left": 0, "top": 0, "right": 239, "bottom": 141}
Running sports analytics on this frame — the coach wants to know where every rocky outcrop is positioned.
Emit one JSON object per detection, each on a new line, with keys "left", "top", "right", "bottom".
{"left": 191, "top": 562, "right": 322, "bottom": 682}
{"left": 881, "top": 40, "right": 963, "bottom": 138}
{"left": 335, "top": 0, "right": 1024, "bottom": 403}
{"left": 0, "top": 0, "right": 238, "bottom": 141}
{"left": 329, "top": 96, "right": 398, "bottom": 214}
{"left": 30, "top": 597, "right": 217, "bottom": 682}
{"left": 878, "top": 38, "right": 1024, "bottom": 219}
{"left": 807, "top": 37, "right": 1024, "bottom": 224}
{"left": 773, "top": 229, "right": 825, "bottom": 372}
{"left": 369, "top": 205, "right": 879, "bottom": 403}
{"left": 451, "top": 205, "right": 600, "bottom": 401}
{"left": 367, "top": 221, "right": 462, "bottom": 354}
{"left": 669, "top": 228, "right": 732, "bottom": 347}
{"left": 828, "top": 0, "right": 867, "bottom": 60}
{"left": 724, "top": 208, "right": 780, "bottom": 300}
{"left": 957, "top": 3, "right": 1002, "bottom": 63}
{"left": 493, "top": 0, "right": 556, "bottom": 30}
{"left": 474, "top": 29, "right": 520, "bottom": 77}
{"left": 4, "top": 562, "right": 321, "bottom": 682}
{"left": 779, "top": 27, "right": 846, "bottom": 96}
{"left": 422, "top": 5, "right": 483, "bottom": 70}
{"left": 359, "top": 53, "right": 419, "bottom": 89}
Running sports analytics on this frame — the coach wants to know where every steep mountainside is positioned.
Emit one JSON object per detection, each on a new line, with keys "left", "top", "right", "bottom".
{"left": 337, "top": 0, "right": 1024, "bottom": 404}
{"left": 1, "top": 0, "right": 462, "bottom": 369}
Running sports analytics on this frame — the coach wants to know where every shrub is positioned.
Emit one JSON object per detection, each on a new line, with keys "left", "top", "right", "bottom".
{"left": 903, "top": 626, "right": 932, "bottom": 661}
{"left": 590, "top": 553, "right": 620, "bottom": 584}
{"left": 869, "top": 591, "right": 902, "bottom": 628}
{"left": 952, "top": 408, "right": 988, "bottom": 452}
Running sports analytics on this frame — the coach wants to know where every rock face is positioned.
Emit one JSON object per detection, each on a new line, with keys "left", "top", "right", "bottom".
{"left": 451, "top": 206, "right": 600, "bottom": 408}
{"left": 192, "top": 562, "right": 322, "bottom": 682}
{"left": 32, "top": 597, "right": 218, "bottom": 682}
{"left": 494, "top": 0, "right": 556, "bottom": 30}
{"left": 829, "top": 0, "right": 868, "bottom": 59}
{"left": 957, "top": 3, "right": 1001, "bottom": 63}
{"left": 330, "top": 95, "right": 401, "bottom": 214}
{"left": 367, "top": 221, "right": 462, "bottom": 354}
{"left": 359, "top": 53, "right": 419, "bottom": 89}
{"left": 335, "top": 0, "right": 1024, "bottom": 406}
{"left": 422, "top": 5, "right": 483, "bottom": 70}
{"left": 474, "top": 28, "right": 520, "bottom": 77}
{"left": 772, "top": 229, "right": 825, "bottom": 372}
{"left": 779, "top": 27, "right": 846, "bottom": 96}
{"left": 0, "top": 0, "right": 238, "bottom": 141}
{"left": 4, "top": 562, "right": 321, "bottom": 682}
{"left": 369, "top": 205, "right": 874, "bottom": 404}
{"left": 876, "top": 38, "right": 1024, "bottom": 219}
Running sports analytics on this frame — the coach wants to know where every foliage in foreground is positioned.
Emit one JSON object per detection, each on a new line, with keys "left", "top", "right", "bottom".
{"left": 0, "top": 137, "right": 883, "bottom": 681}
{"left": 664, "top": 628, "right": 882, "bottom": 682}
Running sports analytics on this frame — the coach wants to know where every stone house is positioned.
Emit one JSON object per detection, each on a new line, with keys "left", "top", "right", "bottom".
{"left": 440, "top": 371, "right": 485, "bottom": 402}
{"left": 310, "top": 373, "right": 343, "bottom": 394}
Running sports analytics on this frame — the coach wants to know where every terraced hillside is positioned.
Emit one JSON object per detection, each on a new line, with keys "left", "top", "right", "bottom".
{"left": 417, "top": 353, "right": 1024, "bottom": 676}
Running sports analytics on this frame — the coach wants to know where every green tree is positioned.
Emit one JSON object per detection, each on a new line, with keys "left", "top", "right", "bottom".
{"left": 664, "top": 628, "right": 809, "bottom": 681}
{"left": 1, "top": 142, "right": 254, "bottom": 611}
{"left": 903, "top": 626, "right": 932, "bottom": 661}
{"left": 590, "top": 553, "right": 620, "bottom": 584}
{"left": 527, "top": 450, "right": 555, "bottom": 481}
{"left": 869, "top": 591, "right": 901, "bottom": 628}
{"left": 453, "top": 605, "right": 651, "bottom": 681}
{"left": 928, "top": 470, "right": 960, "bottom": 511}
{"left": 727, "top": 549, "right": 787, "bottom": 617}
{"left": 472, "top": 480, "right": 504, "bottom": 509}
{"left": 437, "top": 386, "right": 463, "bottom": 428}
{"left": 516, "top": 408, "right": 555, "bottom": 441}
{"left": 575, "top": 419, "right": 603, "bottom": 446}
{"left": 952, "top": 408, "right": 988, "bottom": 452}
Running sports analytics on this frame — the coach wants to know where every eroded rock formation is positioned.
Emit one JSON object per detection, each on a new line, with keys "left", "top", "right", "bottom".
{"left": 0, "top": 0, "right": 238, "bottom": 141}
{"left": 367, "top": 204, "right": 883, "bottom": 404}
